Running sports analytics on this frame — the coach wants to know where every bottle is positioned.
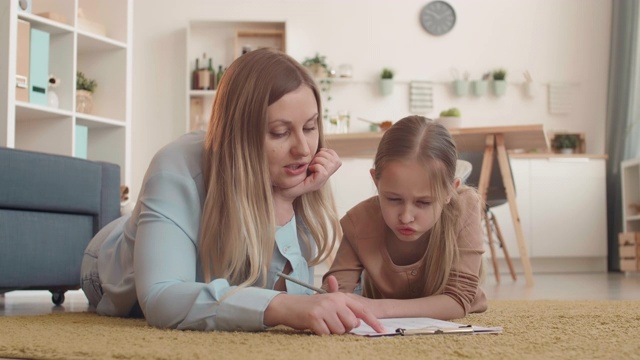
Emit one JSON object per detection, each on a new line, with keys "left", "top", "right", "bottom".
{"left": 208, "top": 58, "right": 216, "bottom": 90}
{"left": 191, "top": 58, "right": 199, "bottom": 90}
{"left": 197, "top": 53, "right": 210, "bottom": 90}
{"left": 216, "top": 65, "right": 224, "bottom": 87}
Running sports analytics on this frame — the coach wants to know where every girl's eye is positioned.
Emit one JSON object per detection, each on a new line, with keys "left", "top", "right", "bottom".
{"left": 387, "top": 198, "right": 402, "bottom": 202}
{"left": 417, "top": 201, "right": 431, "bottom": 207}
{"left": 303, "top": 126, "right": 316, "bottom": 132}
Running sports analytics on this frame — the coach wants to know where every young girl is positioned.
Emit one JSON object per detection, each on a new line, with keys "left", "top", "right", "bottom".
{"left": 81, "top": 48, "right": 383, "bottom": 335}
{"left": 322, "top": 115, "right": 487, "bottom": 320}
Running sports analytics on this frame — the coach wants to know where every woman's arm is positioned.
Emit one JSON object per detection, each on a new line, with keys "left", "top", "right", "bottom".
{"left": 134, "top": 171, "right": 281, "bottom": 331}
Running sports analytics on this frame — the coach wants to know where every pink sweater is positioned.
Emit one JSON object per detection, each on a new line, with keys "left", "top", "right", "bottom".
{"left": 323, "top": 189, "right": 487, "bottom": 315}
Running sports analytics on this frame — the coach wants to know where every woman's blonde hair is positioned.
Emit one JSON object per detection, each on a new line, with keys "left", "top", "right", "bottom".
{"left": 199, "top": 48, "right": 340, "bottom": 286}
{"left": 372, "top": 115, "right": 479, "bottom": 295}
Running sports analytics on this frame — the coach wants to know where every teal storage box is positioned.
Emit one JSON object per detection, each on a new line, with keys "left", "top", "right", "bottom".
{"left": 75, "top": 125, "right": 88, "bottom": 159}
{"left": 29, "top": 28, "right": 49, "bottom": 106}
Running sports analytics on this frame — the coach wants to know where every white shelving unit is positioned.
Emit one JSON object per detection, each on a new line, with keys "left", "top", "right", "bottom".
{"left": 1, "top": 0, "right": 132, "bottom": 187}
{"left": 621, "top": 158, "right": 640, "bottom": 233}
{"left": 185, "top": 20, "right": 286, "bottom": 133}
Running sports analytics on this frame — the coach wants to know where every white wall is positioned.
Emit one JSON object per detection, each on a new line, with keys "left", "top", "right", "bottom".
{"left": 132, "top": 0, "right": 612, "bottom": 208}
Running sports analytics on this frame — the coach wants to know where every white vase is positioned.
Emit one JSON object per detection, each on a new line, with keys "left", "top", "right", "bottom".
{"left": 380, "top": 78, "right": 393, "bottom": 96}
{"left": 48, "top": 89, "right": 59, "bottom": 108}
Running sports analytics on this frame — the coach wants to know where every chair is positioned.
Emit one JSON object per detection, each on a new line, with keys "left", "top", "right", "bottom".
{"left": 0, "top": 147, "right": 121, "bottom": 304}
{"left": 458, "top": 151, "right": 517, "bottom": 283}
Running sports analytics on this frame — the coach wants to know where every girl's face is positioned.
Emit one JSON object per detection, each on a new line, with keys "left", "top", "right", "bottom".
{"left": 265, "top": 85, "right": 319, "bottom": 191}
{"left": 372, "top": 160, "right": 453, "bottom": 242}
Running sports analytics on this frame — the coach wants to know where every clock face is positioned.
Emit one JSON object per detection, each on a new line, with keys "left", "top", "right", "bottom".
{"left": 420, "top": 1, "right": 456, "bottom": 36}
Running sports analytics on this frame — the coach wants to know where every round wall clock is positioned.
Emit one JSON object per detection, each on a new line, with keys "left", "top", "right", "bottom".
{"left": 420, "top": 1, "right": 456, "bottom": 36}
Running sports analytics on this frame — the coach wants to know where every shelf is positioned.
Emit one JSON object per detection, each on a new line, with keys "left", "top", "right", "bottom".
{"left": 625, "top": 215, "right": 640, "bottom": 221}
{"left": 18, "top": 12, "right": 74, "bottom": 35}
{"left": 16, "top": 102, "right": 73, "bottom": 120}
{"left": 190, "top": 90, "right": 216, "bottom": 97}
{"left": 78, "top": 31, "right": 127, "bottom": 53}
{"left": 76, "top": 113, "right": 126, "bottom": 128}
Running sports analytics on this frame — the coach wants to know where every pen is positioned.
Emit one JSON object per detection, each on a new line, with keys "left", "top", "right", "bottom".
{"left": 276, "top": 272, "right": 327, "bottom": 294}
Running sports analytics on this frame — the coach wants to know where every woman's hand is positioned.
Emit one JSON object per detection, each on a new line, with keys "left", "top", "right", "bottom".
{"left": 264, "top": 291, "right": 385, "bottom": 335}
{"left": 277, "top": 148, "right": 341, "bottom": 201}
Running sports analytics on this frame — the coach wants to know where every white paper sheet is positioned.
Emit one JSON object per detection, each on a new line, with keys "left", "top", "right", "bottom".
{"left": 351, "top": 317, "right": 502, "bottom": 337}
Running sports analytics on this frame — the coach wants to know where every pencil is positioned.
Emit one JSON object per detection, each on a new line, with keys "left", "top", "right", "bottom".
{"left": 276, "top": 272, "right": 327, "bottom": 294}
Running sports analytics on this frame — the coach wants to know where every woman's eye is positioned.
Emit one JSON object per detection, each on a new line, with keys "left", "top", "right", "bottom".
{"left": 417, "top": 201, "right": 431, "bottom": 207}
{"left": 303, "top": 126, "right": 317, "bottom": 132}
{"left": 270, "top": 131, "right": 288, "bottom": 138}
{"left": 387, "top": 198, "right": 401, "bottom": 202}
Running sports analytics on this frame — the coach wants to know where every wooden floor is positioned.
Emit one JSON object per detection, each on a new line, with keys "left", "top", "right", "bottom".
{"left": 1, "top": 272, "right": 639, "bottom": 317}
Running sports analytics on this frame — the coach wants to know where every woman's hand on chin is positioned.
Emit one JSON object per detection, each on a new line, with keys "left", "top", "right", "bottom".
{"left": 274, "top": 148, "right": 341, "bottom": 201}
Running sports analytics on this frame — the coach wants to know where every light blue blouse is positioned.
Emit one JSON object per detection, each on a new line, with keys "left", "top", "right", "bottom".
{"left": 93, "top": 131, "right": 315, "bottom": 331}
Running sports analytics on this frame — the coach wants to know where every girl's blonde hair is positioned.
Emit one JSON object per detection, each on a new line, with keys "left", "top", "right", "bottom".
{"left": 199, "top": 48, "right": 340, "bottom": 286}
{"left": 372, "top": 115, "right": 479, "bottom": 295}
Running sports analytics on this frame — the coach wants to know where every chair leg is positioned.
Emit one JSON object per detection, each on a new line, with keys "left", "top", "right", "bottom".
{"left": 489, "top": 210, "right": 517, "bottom": 282}
{"left": 483, "top": 210, "right": 500, "bottom": 283}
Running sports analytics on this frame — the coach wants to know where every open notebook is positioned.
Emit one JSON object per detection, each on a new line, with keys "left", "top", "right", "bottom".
{"left": 352, "top": 317, "right": 502, "bottom": 337}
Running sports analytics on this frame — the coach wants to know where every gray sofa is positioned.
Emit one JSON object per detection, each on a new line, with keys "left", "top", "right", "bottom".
{"left": 0, "top": 147, "right": 120, "bottom": 305}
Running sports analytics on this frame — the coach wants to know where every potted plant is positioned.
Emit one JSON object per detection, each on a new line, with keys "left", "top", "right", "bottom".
{"left": 380, "top": 67, "right": 394, "bottom": 96}
{"left": 302, "top": 53, "right": 330, "bottom": 78}
{"left": 492, "top": 68, "right": 507, "bottom": 96}
{"left": 552, "top": 134, "right": 579, "bottom": 154}
{"left": 472, "top": 72, "right": 490, "bottom": 96}
{"left": 437, "top": 107, "right": 462, "bottom": 129}
{"left": 76, "top": 71, "right": 97, "bottom": 114}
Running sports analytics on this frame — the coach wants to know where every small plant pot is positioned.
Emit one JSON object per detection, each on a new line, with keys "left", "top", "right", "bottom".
{"left": 306, "top": 64, "right": 327, "bottom": 78}
{"left": 436, "top": 116, "right": 461, "bottom": 129}
{"left": 523, "top": 82, "right": 536, "bottom": 98}
{"left": 380, "top": 78, "right": 394, "bottom": 96}
{"left": 76, "top": 90, "right": 94, "bottom": 114}
{"left": 492, "top": 80, "right": 507, "bottom": 97}
{"left": 453, "top": 80, "right": 468, "bottom": 97}
{"left": 472, "top": 80, "right": 488, "bottom": 96}
{"left": 560, "top": 148, "right": 574, "bottom": 154}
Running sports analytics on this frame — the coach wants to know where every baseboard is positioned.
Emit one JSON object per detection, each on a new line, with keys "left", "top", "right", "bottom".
{"left": 484, "top": 257, "right": 608, "bottom": 274}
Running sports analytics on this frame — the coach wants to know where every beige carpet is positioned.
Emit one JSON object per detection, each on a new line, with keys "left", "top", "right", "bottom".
{"left": 1, "top": 300, "right": 639, "bottom": 360}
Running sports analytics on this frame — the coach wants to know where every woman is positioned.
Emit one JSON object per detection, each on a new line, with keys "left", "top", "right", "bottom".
{"left": 81, "top": 48, "right": 383, "bottom": 335}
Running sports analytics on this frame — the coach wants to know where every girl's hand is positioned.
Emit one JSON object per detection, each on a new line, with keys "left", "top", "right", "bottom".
{"left": 264, "top": 292, "right": 385, "bottom": 335}
{"left": 278, "top": 148, "right": 341, "bottom": 200}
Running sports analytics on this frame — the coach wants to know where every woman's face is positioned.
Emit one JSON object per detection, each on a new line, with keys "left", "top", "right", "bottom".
{"left": 265, "top": 85, "right": 319, "bottom": 191}
{"left": 372, "top": 160, "right": 447, "bottom": 242}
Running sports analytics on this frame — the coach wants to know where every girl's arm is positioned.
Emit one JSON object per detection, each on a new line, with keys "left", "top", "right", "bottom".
{"left": 321, "top": 231, "right": 364, "bottom": 293}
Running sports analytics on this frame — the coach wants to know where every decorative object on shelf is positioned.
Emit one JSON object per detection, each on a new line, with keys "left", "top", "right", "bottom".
{"left": 338, "top": 64, "right": 353, "bottom": 78}
{"left": 451, "top": 68, "right": 469, "bottom": 97}
{"left": 36, "top": 12, "right": 68, "bottom": 25}
{"left": 492, "top": 68, "right": 507, "bottom": 96}
{"left": 77, "top": 8, "right": 106, "bottom": 37}
{"left": 548, "top": 82, "right": 574, "bottom": 115}
{"left": 551, "top": 133, "right": 580, "bottom": 154}
{"left": 18, "top": 0, "right": 31, "bottom": 12}
{"left": 380, "top": 68, "right": 394, "bottom": 96}
{"left": 302, "top": 53, "right": 330, "bottom": 78}
{"left": 358, "top": 117, "right": 392, "bottom": 132}
{"left": 436, "top": 107, "right": 461, "bottom": 129}
{"left": 420, "top": 1, "right": 456, "bottom": 36}
{"left": 522, "top": 70, "right": 536, "bottom": 98}
{"left": 76, "top": 71, "right": 97, "bottom": 114}
{"left": 409, "top": 81, "right": 434, "bottom": 114}
{"left": 47, "top": 74, "right": 60, "bottom": 109}
{"left": 472, "top": 72, "right": 490, "bottom": 96}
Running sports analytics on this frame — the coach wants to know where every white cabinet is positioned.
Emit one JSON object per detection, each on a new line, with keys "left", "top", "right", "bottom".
{"left": 185, "top": 20, "right": 286, "bottom": 133}
{"left": 491, "top": 156, "right": 608, "bottom": 265}
{"left": 621, "top": 158, "right": 640, "bottom": 232}
{"left": 1, "top": 0, "right": 132, "bottom": 186}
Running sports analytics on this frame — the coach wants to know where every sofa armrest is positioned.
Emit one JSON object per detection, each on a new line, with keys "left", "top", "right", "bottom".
{"left": 0, "top": 147, "right": 121, "bottom": 233}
